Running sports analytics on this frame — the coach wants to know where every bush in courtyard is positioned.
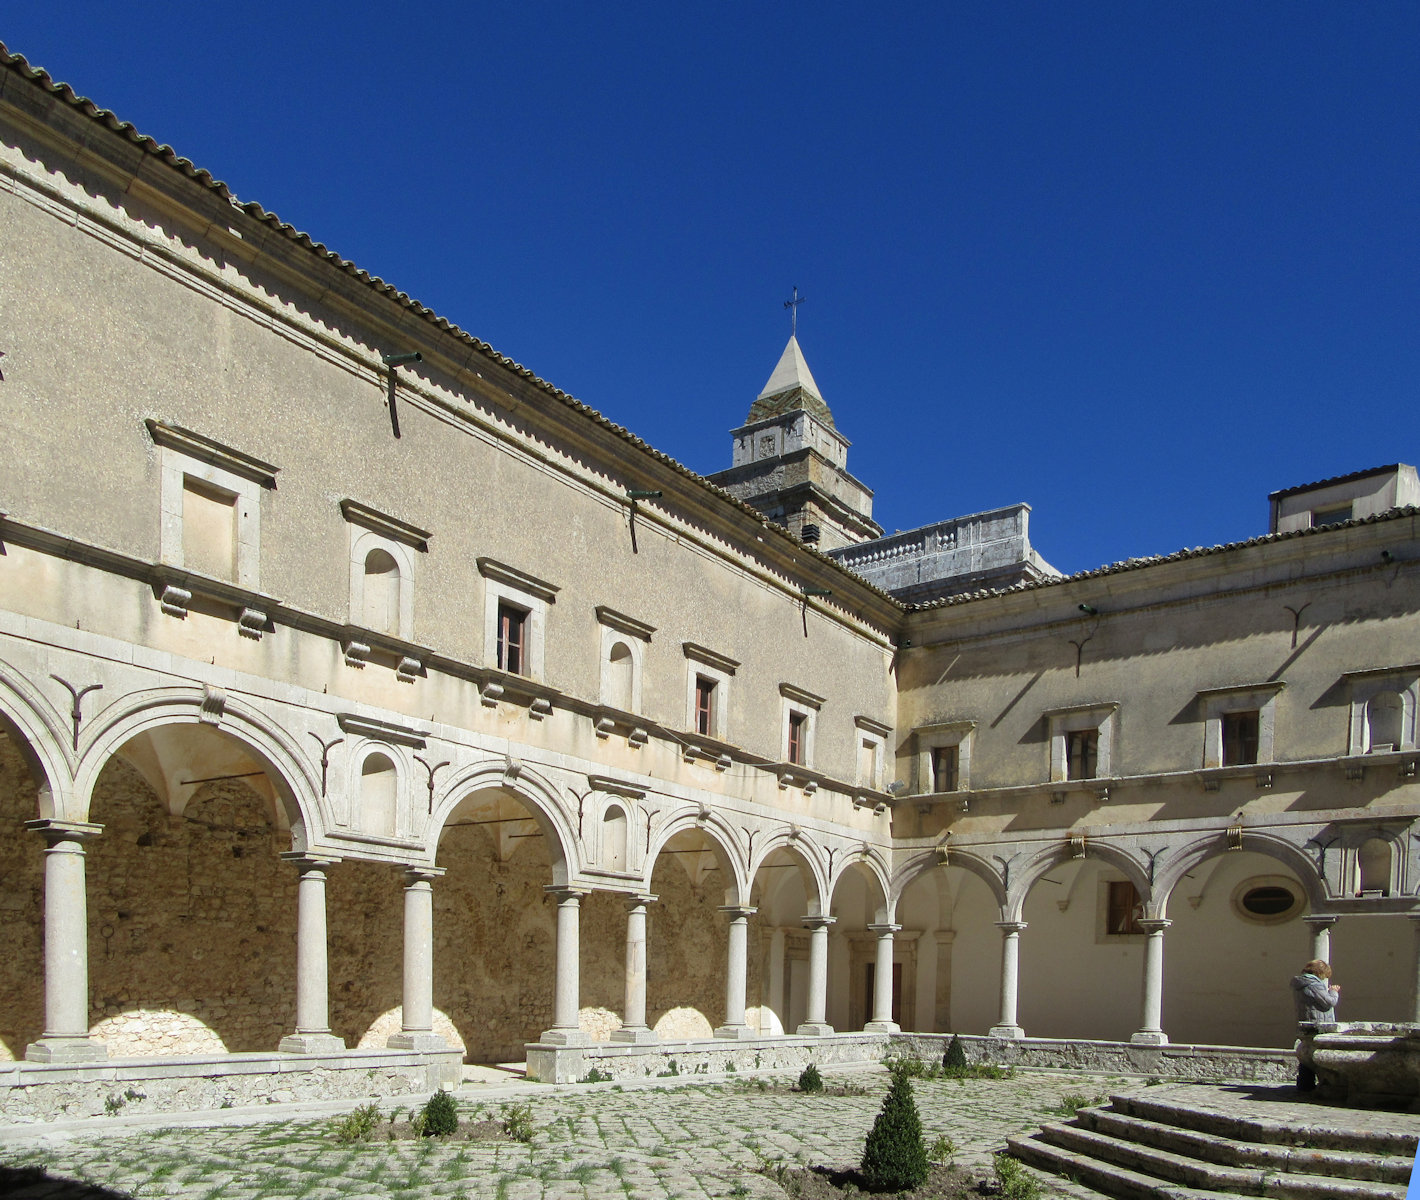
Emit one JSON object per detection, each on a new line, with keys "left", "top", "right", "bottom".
{"left": 798, "top": 1062, "right": 824, "bottom": 1092}
{"left": 994, "top": 1152, "right": 1042, "bottom": 1200}
{"left": 420, "top": 1089, "right": 459, "bottom": 1137}
{"left": 860, "top": 1067, "right": 929, "bottom": 1191}
{"left": 942, "top": 1034, "right": 967, "bottom": 1070}
{"left": 330, "top": 1102, "right": 381, "bottom": 1143}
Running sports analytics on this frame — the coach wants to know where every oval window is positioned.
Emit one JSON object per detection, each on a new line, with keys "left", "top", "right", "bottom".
{"left": 1241, "top": 886, "right": 1295, "bottom": 916}
{"left": 1231, "top": 876, "right": 1301, "bottom": 924}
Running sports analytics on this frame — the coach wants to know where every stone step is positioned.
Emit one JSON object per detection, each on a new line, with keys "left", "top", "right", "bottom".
{"left": 1006, "top": 1132, "right": 1234, "bottom": 1200}
{"left": 1080, "top": 1106, "right": 1411, "bottom": 1185}
{"left": 1026, "top": 1121, "right": 1406, "bottom": 1200}
{"left": 1111, "top": 1092, "right": 1419, "bottom": 1158}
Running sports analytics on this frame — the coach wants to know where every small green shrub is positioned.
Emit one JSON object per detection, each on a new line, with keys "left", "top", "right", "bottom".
{"left": 1054, "top": 1092, "right": 1105, "bottom": 1119}
{"left": 502, "top": 1101, "right": 534, "bottom": 1143}
{"left": 942, "top": 1034, "right": 967, "bottom": 1069}
{"left": 580, "top": 1067, "right": 612, "bottom": 1084}
{"left": 798, "top": 1063, "right": 823, "bottom": 1092}
{"left": 884, "top": 1055, "right": 929, "bottom": 1078}
{"left": 860, "top": 1069, "right": 929, "bottom": 1192}
{"left": 994, "top": 1153, "right": 1042, "bottom": 1200}
{"left": 421, "top": 1089, "right": 458, "bottom": 1137}
{"left": 330, "top": 1102, "right": 381, "bottom": 1144}
{"left": 927, "top": 1134, "right": 955, "bottom": 1163}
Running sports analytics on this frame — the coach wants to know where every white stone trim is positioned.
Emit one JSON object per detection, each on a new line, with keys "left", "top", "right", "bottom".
{"left": 780, "top": 692, "right": 818, "bottom": 769}
{"left": 1198, "top": 685, "right": 1282, "bottom": 768}
{"left": 915, "top": 720, "right": 975, "bottom": 794}
{"left": 481, "top": 573, "right": 552, "bottom": 682}
{"left": 685, "top": 655, "right": 733, "bottom": 741}
{"left": 1047, "top": 703, "right": 1118, "bottom": 782}
{"left": 1345, "top": 668, "right": 1419, "bottom": 755}
{"left": 154, "top": 432, "right": 267, "bottom": 590}
{"left": 347, "top": 526, "right": 416, "bottom": 642}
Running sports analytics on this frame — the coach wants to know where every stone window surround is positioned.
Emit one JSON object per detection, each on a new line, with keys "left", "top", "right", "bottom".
{"left": 779, "top": 683, "right": 825, "bottom": 768}
{"left": 854, "top": 715, "right": 891, "bottom": 791}
{"left": 1197, "top": 683, "right": 1283, "bottom": 769}
{"left": 683, "top": 642, "right": 739, "bottom": 742}
{"left": 479, "top": 558, "right": 559, "bottom": 683}
{"left": 1046, "top": 703, "right": 1118, "bottom": 783}
{"left": 1096, "top": 874, "right": 1146, "bottom": 944}
{"left": 150, "top": 420, "right": 277, "bottom": 591}
{"left": 914, "top": 720, "right": 975, "bottom": 794}
{"left": 1343, "top": 664, "right": 1420, "bottom": 755}
{"left": 342, "top": 501, "right": 429, "bottom": 644}
{"left": 595, "top": 606, "right": 655, "bottom": 717}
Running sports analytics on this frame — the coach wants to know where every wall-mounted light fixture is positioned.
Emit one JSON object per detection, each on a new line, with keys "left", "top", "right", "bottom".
{"left": 380, "top": 351, "right": 423, "bottom": 438}
{"left": 1078, "top": 603, "right": 1098, "bottom": 615}
{"left": 624, "top": 489, "right": 662, "bottom": 554}
{"left": 1382, "top": 550, "right": 1395, "bottom": 563}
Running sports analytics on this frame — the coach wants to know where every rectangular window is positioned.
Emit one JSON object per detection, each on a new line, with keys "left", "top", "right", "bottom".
{"left": 1065, "top": 729, "right": 1099, "bottom": 780}
{"left": 1222, "top": 710, "right": 1260, "bottom": 766}
{"left": 1106, "top": 880, "right": 1142, "bottom": 935}
{"left": 497, "top": 602, "right": 527, "bottom": 674}
{"left": 787, "top": 711, "right": 807, "bottom": 765}
{"left": 859, "top": 738, "right": 879, "bottom": 787}
{"left": 1312, "top": 504, "right": 1352, "bottom": 527}
{"left": 695, "top": 676, "right": 716, "bottom": 736}
{"left": 182, "top": 476, "right": 238, "bottom": 581}
{"left": 932, "top": 744, "right": 958, "bottom": 793}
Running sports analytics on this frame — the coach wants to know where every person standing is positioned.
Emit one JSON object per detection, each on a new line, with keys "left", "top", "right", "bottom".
{"left": 1291, "top": 959, "right": 1340, "bottom": 1092}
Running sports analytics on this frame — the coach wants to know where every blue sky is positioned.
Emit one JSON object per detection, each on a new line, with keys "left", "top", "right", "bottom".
{"left": 6, "top": 5, "right": 1417, "bottom": 573}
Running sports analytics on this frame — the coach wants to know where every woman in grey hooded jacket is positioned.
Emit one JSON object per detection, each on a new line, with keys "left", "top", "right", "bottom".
{"left": 1291, "top": 959, "right": 1340, "bottom": 1091}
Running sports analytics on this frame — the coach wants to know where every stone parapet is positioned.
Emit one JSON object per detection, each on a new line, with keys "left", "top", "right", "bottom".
{"left": 526, "top": 1033, "right": 889, "bottom": 1084}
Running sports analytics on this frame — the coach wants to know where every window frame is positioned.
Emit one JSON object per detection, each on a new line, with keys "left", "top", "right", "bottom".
{"left": 683, "top": 642, "right": 738, "bottom": 742}
{"left": 914, "top": 720, "right": 975, "bottom": 795}
{"left": 1198, "top": 684, "right": 1283, "bottom": 769}
{"left": 779, "top": 683, "right": 824, "bottom": 769}
{"left": 1046, "top": 703, "right": 1118, "bottom": 784}
{"left": 1344, "top": 665, "right": 1420, "bottom": 756}
{"left": 855, "top": 715, "right": 891, "bottom": 791}
{"left": 341, "top": 500, "right": 429, "bottom": 643}
{"left": 479, "top": 558, "right": 558, "bottom": 683}
{"left": 595, "top": 606, "right": 654, "bottom": 716}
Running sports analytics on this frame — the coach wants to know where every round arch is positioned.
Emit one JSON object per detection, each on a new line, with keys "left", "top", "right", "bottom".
{"left": 892, "top": 848, "right": 1007, "bottom": 912}
{"left": 0, "top": 662, "right": 72, "bottom": 819}
{"left": 828, "top": 848, "right": 893, "bottom": 924}
{"left": 428, "top": 760, "right": 579, "bottom": 886}
{"left": 748, "top": 830, "right": 830, "bottom": 916}
{"left": 643, "top": 810, "right": 749, "bottom": 904}
{"left": 1008, "top": 841, "right": 1153, "bottom": 921}
{"left": 1154, "top": 831, "right": 1327, "bottom": 917}
{"left": 75, "top": 689, "right": 322, "bottom": 846}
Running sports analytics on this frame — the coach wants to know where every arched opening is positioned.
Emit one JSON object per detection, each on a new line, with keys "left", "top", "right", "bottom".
{"left": 605, "top": 641, "right": 634, "bottom": 712}
{"left": 362, "top": 548, "right": 401, "bottom": 635}
{"left": 896, "top": 863, "right": 1001, "bottom": 1036}
{"left": 601, "top": 805, "right": 628, "bottom": 874}
{"left": 0, "top": 723, "right": 49, "bottom": 1059}
{"left": 1366, "top": 692, "right": 1404, "bottom": 752}
{"left": 644, "top": 826, "right": 740, "bottom": 1039}
{"left": 828, "top": 860, "right": 897, "bottom": 1030}
{"left": 360, "top": 753, "right": 398, "bottom": 838}
{"left": 85, "top": 724, "right": 298, "bottom": 1055}
{"left": 749, "top": 843, "right": 823, "bottom": 1035}
{"left": 1356, "top": 838, "right": 1392, "bottom": 895}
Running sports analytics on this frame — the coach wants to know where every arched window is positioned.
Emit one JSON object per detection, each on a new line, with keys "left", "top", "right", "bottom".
{"left": 606, "top": 641, "right": 634, "bottom": 711}
{"left": 1356, "top": 837, "right": 1392, "bottom": 895}
{"left": 602, "top": 805, "right": 628, "bottom": 872}
{"left": 1366, "top": 691, "right": 1404, "bottom": 752}
{"left": 361, "top": 753, "right": 398, "bottom": 838}
{"left": 362, "top": 549, "right": 401, "bottom": 636}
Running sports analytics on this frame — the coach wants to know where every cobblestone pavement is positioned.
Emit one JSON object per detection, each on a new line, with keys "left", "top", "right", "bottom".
{"left": 0, "top": 1067, "right": 1145, "bottom": 1199}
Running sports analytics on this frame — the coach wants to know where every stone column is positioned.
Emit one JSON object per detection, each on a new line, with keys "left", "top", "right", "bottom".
{"left": 933, "top": 929, "right": 956, "bottom": 1033}
{"left": 613, "top": 894, "right": 658, "bottom": 1043}
{"left": 796, "top": 915, "right": 835, "bottom": 1035}
{"left": 388, "top": 866, "right": 446, "bottom": 1051}
{"left": 24, "top": 819, "right": 107, "bottom": 1063}
{"left": 1131, "top": 918, "right": 1171, "bottom": 1045}
{"left": 768, "top": 927, "right": 787, "bottom": 1033}
{"left": 1304, "top": 915, "right": 1337, "bottom": 964}
{"left": 541, "top": 886, "right": 587, "bottom": 1045}
{"left": 715, "top": 906, "right": 758, "bottom": 1039}
{"left": 865, "top": 923, "right": 901, "bottom": 1032}
{"left": 279, "top": 855, "right": 345, "bottom": 1053}
{"left": 988, "top": 920, "right": 1027, "bottom": 1039}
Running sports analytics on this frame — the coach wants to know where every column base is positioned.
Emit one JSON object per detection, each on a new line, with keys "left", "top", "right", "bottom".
{"left": 386, "top": 1032, "right": 449, "bottom": 1051}
{"left": 795, "top": 1022, "right": 835, "bottom": 1036}
{"left": 988, "top": 1024, "right": 1025, "bottom": 1040}
{"left": 713, "top": 1023, "right": 758, "bottom": 1040}
{"left": 279, "top": 1032, "right": 346, "bottom": 1054}
{"left": 1130, "top": 1030, "right": 1169, "bottom": 1046}
{"left": 864, "top": 1020, "right": 901, "bottom": 1033}
{"left": 25, "top": 1037, "right": 108, "bottom": 1063}
{"left": 538, "top": 1028, "right": 587, "bottom": 1046}
{"left": 610, "top": 1027, "right": 660, "bottom": 1044}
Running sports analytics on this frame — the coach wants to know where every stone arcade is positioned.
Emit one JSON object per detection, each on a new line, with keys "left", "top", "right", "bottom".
{"left": 0, "top": 45, "right": 1417, "bottom": 1114}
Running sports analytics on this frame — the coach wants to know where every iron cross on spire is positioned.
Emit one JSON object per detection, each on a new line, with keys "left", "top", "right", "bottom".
{"left": 784, "top": 286, "right": 805, "bottom": 337}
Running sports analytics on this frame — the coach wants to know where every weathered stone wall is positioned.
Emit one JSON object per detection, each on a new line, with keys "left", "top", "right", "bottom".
{"left": 0, "top": 732, "right": 44, "bottom": 1061}
{"left": 326, "top": 861, "right": 403, "bottom": 1049}
{"left": 648, "top": 855, "right": 737, "bottom": 1032}
{"left": 86, "top": 760, "right": 298, "bottom": 1055}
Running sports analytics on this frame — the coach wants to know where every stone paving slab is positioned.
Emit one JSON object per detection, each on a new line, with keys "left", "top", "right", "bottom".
{"left": 0, "top": 1067, "right": 1183, "bottom": 1200}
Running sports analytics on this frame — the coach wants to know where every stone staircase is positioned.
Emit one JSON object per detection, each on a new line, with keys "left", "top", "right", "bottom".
{"left": 1007, "top": 1088, "right": 1417, "bottom": 1200}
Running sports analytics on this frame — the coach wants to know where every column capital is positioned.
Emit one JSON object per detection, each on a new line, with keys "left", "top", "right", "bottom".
{"left": 718, "top": 905, "right": 757, "bottom": 920}
{"left": 1136, "top": 918, "right": 1171, "bottom": 934}
{"left": 1304, "top": 914, "right": 1340, "bottom": 928}
{"left": 24, "top": 818, "right": 103, "bottom": 845}
{"left": 544, "top": 884, "right": 590, "bottom": 902}
{"left": 280, "top": 852, "right": 340, "bottom": 871}
{"left": 934, "top": 928, "right": 957, "bottom": 946}
{"left": 995, "top": 920, "right": 1028, "bottom": 934}
{"left": 867, "top": 923, "right": 902, "bottom": 935}
{"left": 626, "top": 893, "right": 658, "bottom": 910}
{"left": 403, "top": 865, "right": 445, "bottom": 884}
{"left": 802, "top": 915, "right": 836, "bottom": 930}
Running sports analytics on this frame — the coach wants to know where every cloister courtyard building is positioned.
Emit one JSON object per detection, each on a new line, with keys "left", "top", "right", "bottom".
{"left": 0, "top": 44, "right": 1416, "bottom": 1106}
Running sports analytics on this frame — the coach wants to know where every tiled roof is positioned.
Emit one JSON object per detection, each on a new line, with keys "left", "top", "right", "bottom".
{"left": 907, "top": 506, "right": 1420, "bottom": 612}
{"left": 0, "top": 43, "right": 900, "bottom": 610}
{"left": 1268, "top": 464, "right": 1407, "bottom": 501}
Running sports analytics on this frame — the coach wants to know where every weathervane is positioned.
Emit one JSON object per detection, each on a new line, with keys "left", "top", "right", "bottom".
{"left": 784, "top": 286, "right": 805, "bottom": 337}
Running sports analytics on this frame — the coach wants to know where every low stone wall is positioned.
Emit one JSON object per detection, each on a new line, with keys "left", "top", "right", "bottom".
{"left": 0, "top": 1047, "right": 462, "bottom": 1124}
{"left": 1299, "top": 1021, "right": 1420, "bottom": 1108}
{"left": 526, "top": 1033, "right": 890, "bottom": 1084}
{"left": 890, "top": 1033, "right": 1295, "bottom": 1083}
